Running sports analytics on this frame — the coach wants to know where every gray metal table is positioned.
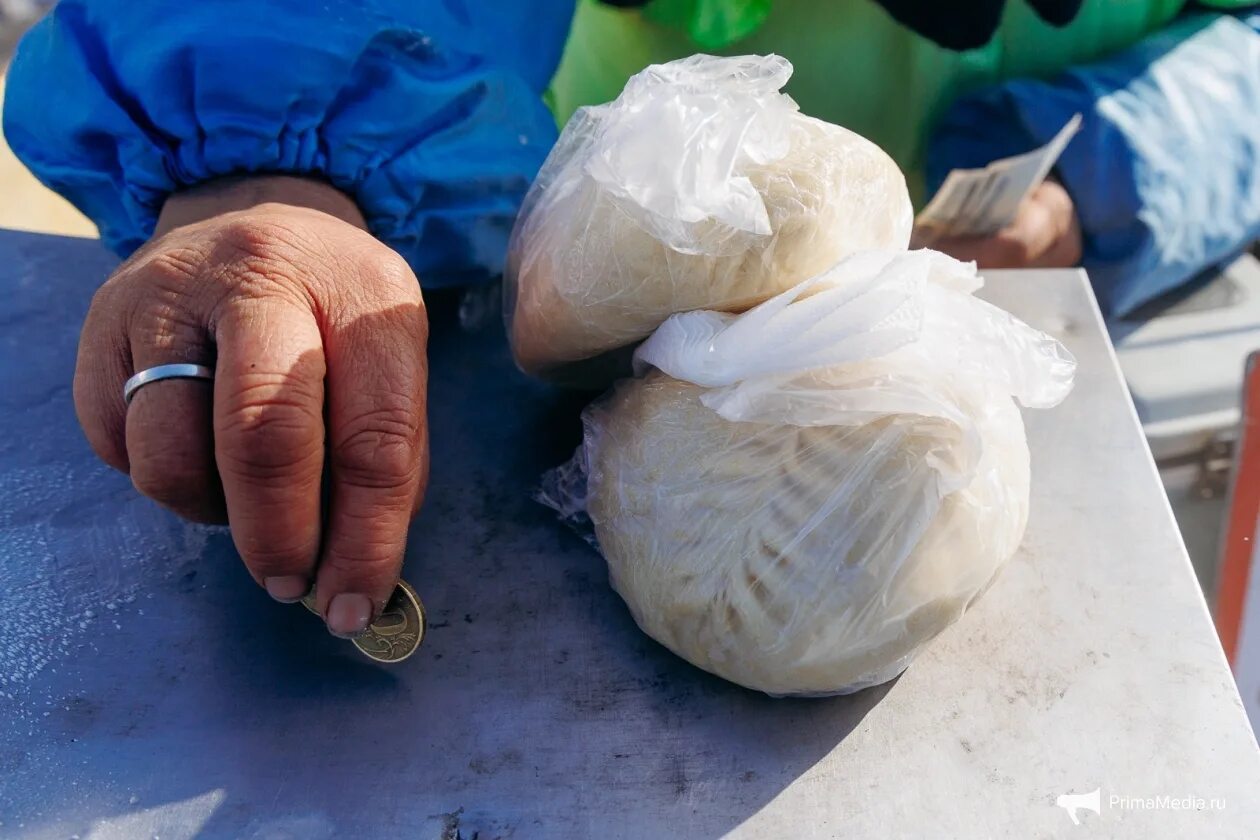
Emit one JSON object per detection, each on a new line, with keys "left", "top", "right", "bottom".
{"left": 1, "top": 230, "right": 1257, "bottom": 839}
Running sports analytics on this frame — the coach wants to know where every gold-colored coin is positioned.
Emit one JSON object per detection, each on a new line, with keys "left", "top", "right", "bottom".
{"left": 300, "top": 580, "right": 425, "bottom": 664}
{"left": 353, "top": 580, "right": 425, "bottom": 663}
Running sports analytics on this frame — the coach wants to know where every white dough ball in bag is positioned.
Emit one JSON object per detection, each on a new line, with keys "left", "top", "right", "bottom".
{"left": 553, "top": 250, "right": 1076, "bottom": 696}
{"left": 586, "top": 371, "right": 1029, "bottom": 697}
{"left": 506, "top": 54, "right": 913, "bottom": 387}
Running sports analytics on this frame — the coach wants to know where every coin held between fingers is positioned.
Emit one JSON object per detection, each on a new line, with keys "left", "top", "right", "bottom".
{"left": 301, "top": 580, "right": 426, "bottom": 663}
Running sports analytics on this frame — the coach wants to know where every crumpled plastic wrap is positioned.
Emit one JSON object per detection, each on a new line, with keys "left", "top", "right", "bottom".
{"left": 540, "top": 250, "right": 1076, "bottom": 696}
{"left": 505, "top": 54, "right": 913, "bottom": 387}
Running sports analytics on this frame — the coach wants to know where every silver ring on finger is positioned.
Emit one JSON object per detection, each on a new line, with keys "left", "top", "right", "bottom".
{"left": 123, "top": 363, "right": 215, "bottom": 406}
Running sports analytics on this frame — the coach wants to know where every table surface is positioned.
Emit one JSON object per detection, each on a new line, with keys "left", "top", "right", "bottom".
{"left": 1, "top": 230, "right": 1257, "bottom": 839}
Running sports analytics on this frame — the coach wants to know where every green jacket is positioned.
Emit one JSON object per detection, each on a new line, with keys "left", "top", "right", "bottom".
{"left": 548, "top": 0, "right": 1238, "bottom": 201}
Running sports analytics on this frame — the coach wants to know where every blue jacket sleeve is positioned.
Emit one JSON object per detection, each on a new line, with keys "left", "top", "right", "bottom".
{"left": 928, "top": 12, "right": 1260, "bottom": 318}
{"left": 2, "top": 0, "right": 576, "bottom": 287}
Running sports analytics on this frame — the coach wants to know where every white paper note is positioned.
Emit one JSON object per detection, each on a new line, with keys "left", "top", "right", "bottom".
{"left": 915, "top": 113, "right": 1082, "bottom": 241}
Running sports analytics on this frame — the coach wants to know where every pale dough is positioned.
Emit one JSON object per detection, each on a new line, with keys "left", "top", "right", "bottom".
{"left": 508, "top": 114, "right": 913, "bottom": 387}
{"left": 584, "top": 370, "right": 1030, "bottom": 696}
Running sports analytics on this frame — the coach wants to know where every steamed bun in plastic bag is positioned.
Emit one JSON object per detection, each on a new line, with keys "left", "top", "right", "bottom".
{"left": 506, "top": 54, "right": 913, "bottom": 387}
{"left": 542, "top": 251, "right": 1075, "bottom": 696}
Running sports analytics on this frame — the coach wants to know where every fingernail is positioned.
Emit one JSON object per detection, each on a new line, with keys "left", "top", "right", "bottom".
{"left": 327, "top": 593, "right": 374, "bottom": 638}
{"left": 264, "top": 576, "right": 310, "bottom": 604}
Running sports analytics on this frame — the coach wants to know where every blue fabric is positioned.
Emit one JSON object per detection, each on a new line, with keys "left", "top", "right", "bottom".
{"left": 3, "top": 1, "right": 576, "bottom": 286}
{"left": 928, "top": 12, "right": 1260, "bottom": 318}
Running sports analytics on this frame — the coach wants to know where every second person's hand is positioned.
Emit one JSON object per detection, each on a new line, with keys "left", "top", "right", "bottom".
{"left": 74, "top": 176, "right": 430, "bottom": 637}
{"left": 924, "top": 180, "right": 1083, "bottom": 270}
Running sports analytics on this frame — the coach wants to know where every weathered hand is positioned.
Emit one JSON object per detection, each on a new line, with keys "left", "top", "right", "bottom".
{"left": 926, "top": 180, "right": 1083, "bottom": 269}
{"left": 75, "top": 176, "right": 429, "bottom": 637}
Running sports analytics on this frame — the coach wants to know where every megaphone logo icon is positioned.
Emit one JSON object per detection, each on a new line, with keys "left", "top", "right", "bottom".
{"left": 1056, "top": 788, "right": 1101, "bottom": 825}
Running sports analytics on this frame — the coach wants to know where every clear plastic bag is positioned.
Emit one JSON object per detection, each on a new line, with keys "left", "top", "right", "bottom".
{"left": 505, "top": 54, "right": 913, "bottom": 388}
{"left": 540, "top": 250, "right": 1075, "bottom": 696}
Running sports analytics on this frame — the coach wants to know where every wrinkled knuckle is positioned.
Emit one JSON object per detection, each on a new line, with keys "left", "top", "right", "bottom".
{"left": 131, "top": 303, "right": 207, "bottom": 353}
{"left": 220, "top": 211, "right": 333, "bottom": 266}
{"left": 218, "top": 414, "right": 322, "bottom": 480}
{"left": 143, "top": 247, "right": 206, "bottom": 293}
{"left": 218, "top": 216, "right": 302, "bottom": 260}
{"left": 334, "top": 413, "right": 422, "bottom": 491}
{"left": 217, "top": 385, "right": 324, "bottom": 481}
{"left": 108, "top": 246, "right": 218, "bottom": 327}
{"left": 213, "top": 218, "right": 318, "bottom": 297}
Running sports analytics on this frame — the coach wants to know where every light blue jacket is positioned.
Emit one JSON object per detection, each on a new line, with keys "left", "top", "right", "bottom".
{"left": 929, "top": 11, "right": 1260, "bottom": 317}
